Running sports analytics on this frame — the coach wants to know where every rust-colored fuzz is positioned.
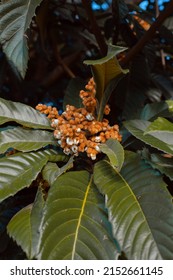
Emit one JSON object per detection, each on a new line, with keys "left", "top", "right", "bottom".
{"left": 36, "top": 77, "right": 122, "bottom": 160}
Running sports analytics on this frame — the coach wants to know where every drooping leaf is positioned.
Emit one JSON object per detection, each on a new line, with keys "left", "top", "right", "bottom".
{"left": 7, "top": 188, "right": 45, "bottom": 259}
{"left": 140, "top": 148, "right": 173, "bottom": 180}
{"left": 144, "top": 117, "right": 173, "bottom": 145}
{"left": 94, "top": 154, "right": 173, "bottom": 259}
{"left": 0, "top": 149, "right": 57, "bottom": 203}
{"left": 0, "top": 0, "right": 43, "bottom": 77}
{"left": 0, "top": 97, "right": 52, "bottom": 129}
{"left": 84, "top": 44, "right": 128, "bottom": 120}
{"left": 42, "top": 157, "right": 74, "bottom": 185}
{"left": 0, "top": 127, "right": 57, "bottom": 154}
{"left": 100, "top": 139, "right": 124, "bottom": 171}
{"left": 38, "top": 171, "right": 119, "bottom": 260}
{"left": 124, "top": 119, "right": 173, "bottom": 155}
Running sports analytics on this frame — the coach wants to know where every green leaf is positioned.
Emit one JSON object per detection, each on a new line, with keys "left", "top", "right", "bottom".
{"left": 0, "top": 127, "right": 57, "bottom": 154}
{"left": 124, "top": 119, "right": 173, "bottom": 155}
{"left": 7, "top": 204, "right": 32, "bottom": 258}
{"left": 7, "top": 188, "right": 45, "bottom": 259}
{"left": 139, "top": 101, "right": 173, "bottom": 121}
{"left": 0, "top": 97, "right": 52, "bottom": 129}
{"left": 141, "top": 148, "right": 173, "bottom": 180}
{"left": 144, "top": 117, "right": 173, "bottom": 145}
{"left": 121, "top": 152, "right": 173, "bottom": 259}
{"left": 42, "top": 157, "right": 74, "bottom": 185}
{"left": 100, "top": 139, "right": 124, "bottom": 171}
{"left": 167, "top": 100, "right": 173, "bottom": 112}
{"left": 84, "top": 44, "right": 128, "bottom": 120}
{"left": 0, "top": 149, "right": 57, "bottom": 203}
{"left": 97, "top": 74, "right": 124, "bottom": 121}
{"left": 0, "top": 0, "right": 43, "bottom": 77}
{"left": 63, "top": 78, "right": 85, "bottom": 110}
{"left": 38, "top": 171, "right": 119, "bottom": 260}
{"left": 94, "top": 154, "right": 173, "bottom": 259}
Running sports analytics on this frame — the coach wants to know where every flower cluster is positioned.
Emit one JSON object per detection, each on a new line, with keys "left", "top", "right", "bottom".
{"left": 36, "top": 77, "right": 122, "bottom": 160}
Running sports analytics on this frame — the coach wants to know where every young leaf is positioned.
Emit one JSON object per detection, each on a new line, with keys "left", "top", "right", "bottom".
{"left": 0, "top": 97, "right": 52, "bottom": 129}
{"left": 144, "top": 117, "right": 173, "bottom": 145}
{"left": 0, "top": 149, "right": 57, "bottom": 203}
{"left": 84, "top": 44, "right": 128, "bottom": 120}
{"left": 7, "top": 188, "right": 45, "bottom": 259}
{"left": 0, "top": 0, "right": 43, "bottom": 77}
{"left": 124, "top": 119, "right": 173, "bottom": 155}
{"left": 94, "top": 154, "right": 173, "bottom": 259}
{"left": 38, "top": 171, "right": 119, "bottom": 260}
{"left": 0, "top": 127, "right": 57, "bottom": 154}
{"left": 42, "top": 157, "right": 74, "bottom": 185}
{"left": 100, "top": 139, "right": 124, "bottom": 171}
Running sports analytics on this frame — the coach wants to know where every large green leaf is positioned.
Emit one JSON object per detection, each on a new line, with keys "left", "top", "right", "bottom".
{"left": 0, "top": 127, "right": 57, "bottom": 154}
{"left": 144, "top": 117, "right": 173, "bottom": 145}
{"left": 100, "top": 139, "right": 124, "bottom": 171}
{"left": 38, "top": 171, "right": 119, "bottom": 260}
{"left": 42, "top": 157, "right": 74, "bottom": 185}
{"left": 124, "top": 119, "right": 173, "bottom": 155}
{"left": 0, "top": 97, "right": 52, "bottom": 129}
{"left": 94, "top": 155, "right": 173, "bottom": 259}
{"left": 84, "top": 44, "right": 128, "bottom": 120}
{"left": 0, "top": 149, "right": 57, "bottom": 203}
{"left": 121, "top": 152, "right": 173, "bottom": 259}
{"left": 0, "top": 0, "right": 43, "bottom": 77}
{"left": 7, "top": 188, "right": 45, "bottom": 259}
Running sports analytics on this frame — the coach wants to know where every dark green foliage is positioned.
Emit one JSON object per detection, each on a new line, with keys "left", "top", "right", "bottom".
{"left": 1, "top": 0, "right": 173, "bottom": 260}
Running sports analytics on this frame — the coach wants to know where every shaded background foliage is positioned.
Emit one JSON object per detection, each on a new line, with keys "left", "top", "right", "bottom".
{"left": 0, "top": 0, "right": 173, "bottom": 259}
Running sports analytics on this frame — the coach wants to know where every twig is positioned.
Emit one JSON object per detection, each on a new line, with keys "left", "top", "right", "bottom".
{"left": 81, "top": 0, "right": 107, "bottom": 56}
{"left": 121, "top": 0, "right": 173, "bottom": 67}
{"left": 40, "top": 51, "right": 81, "bottom": 88}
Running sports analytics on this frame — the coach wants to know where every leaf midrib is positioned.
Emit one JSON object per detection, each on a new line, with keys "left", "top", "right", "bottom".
{"left": 105, "top": 160, "right": 162, "bottom": 259}
{"left": 71, "top": 175, "right": 92, "bottom": 259}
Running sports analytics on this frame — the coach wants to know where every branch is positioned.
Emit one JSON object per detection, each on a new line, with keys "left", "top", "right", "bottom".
{"left": 81, "top": 0, "right": 107, "bottom": 56}
{"left": 121, "top": 0, "right": 173, "bottom": 67}
{"left": 40, "top": 51, "right": 81, "bottom": 88}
